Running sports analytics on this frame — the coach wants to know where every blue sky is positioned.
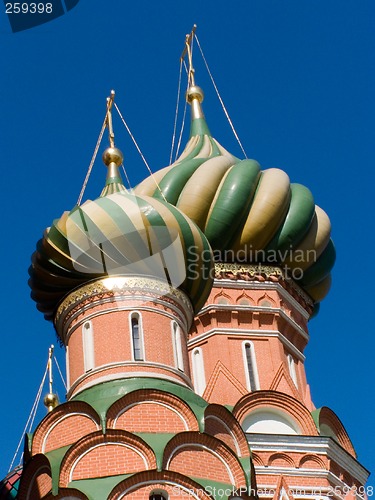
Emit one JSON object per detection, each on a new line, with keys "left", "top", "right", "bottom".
{"left": 0, "top": 0, "right": 373, "bottom": 486}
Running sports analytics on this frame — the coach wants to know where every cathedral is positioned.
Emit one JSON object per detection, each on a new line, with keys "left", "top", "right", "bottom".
{"left": 0, "top": 30, "right": 369, "bottom": 500}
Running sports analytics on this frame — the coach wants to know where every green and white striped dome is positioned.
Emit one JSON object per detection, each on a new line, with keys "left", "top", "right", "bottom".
{"left": 135, "top": 90, "right": 335, "bottom": 307}
{"left": 29, "top": 153, "right": 213, "bottom": 320}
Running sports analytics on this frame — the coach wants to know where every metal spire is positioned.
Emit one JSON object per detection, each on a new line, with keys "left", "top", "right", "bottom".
{"left": 181, "top": 24, "right": 197, "bottom": 87}
{"left": 44, "top": 345, "right": 59, "bottom": 412}
{"left": 180, "top": 24, "right": 205, "bottom": 121}
{"left": 106, "top": 90, "right": 116, "bottom": 148}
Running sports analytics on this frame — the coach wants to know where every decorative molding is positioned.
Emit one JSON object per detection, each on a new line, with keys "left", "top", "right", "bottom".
{"left": 55, "top": 276, "right": 192, "bottom": 325}
{"left": 195, "top": 304, "right": 309, "bottom": 343}
{"left": 67, "top": 362, "right": 194, "bottom": 399}
{"left": 269, "top": 363, "right": 301, "bottom": 399}
{"left": 188, "top": 328, "right": 306, "bottom": 362}
{"left": 234, "top": 391, "right": 318, "bottom": 436}
{"left": 203, "top": 360, "right": 248, "bottom": 401}
{"left": 209, "top": 281, "right": 311, "bottom": 321}
{"left": 247, "top": 434, "right": 369, "bottom": 484}
{"left": 213, "top": 263, "right": 313, "bottom": 316}
{"left": 255, "top": 467, "right": 359, "bottom": 494}
{"left": 55, "top": 276, "right": 193, "bottom": 342}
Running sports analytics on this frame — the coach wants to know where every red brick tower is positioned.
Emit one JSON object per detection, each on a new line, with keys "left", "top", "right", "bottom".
{"left": 188, "top": 265, "right": 369, "bottom": 498}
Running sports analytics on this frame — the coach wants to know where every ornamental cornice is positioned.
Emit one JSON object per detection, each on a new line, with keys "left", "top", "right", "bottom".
{"left": 214, "top": 263, "right": 313, "bottom": 312}
{"left": 54, "top": 276, "right": 193, "bottom": 337}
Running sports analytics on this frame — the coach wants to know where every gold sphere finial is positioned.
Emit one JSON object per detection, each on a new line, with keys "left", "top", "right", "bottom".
{"left": 44, "top": 392, "right": 59, "bottom": 412}
{"left": 186, "top": 85, "right": 204, "bottom": 104}
{"left": 102, "top": 147, "right": 124, "bottom": 167}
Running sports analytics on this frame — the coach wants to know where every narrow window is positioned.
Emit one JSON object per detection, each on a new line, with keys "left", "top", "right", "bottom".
{"left": 192, "top": 348, "right": 206, "bottom": 396}
{"left": 242, "top": 341, "right": 259, "bottom": 391}
{"left": 82, "top": 321, "right": 95, "bottom": 372}
{"left": 172, "top": 321, "right": 184, "bottom": 372}
{"left": 287, "top": 354, "right": 298, "bottom": 387}
{"left": 130, "top": 313, "right": 144, "bottom": 361}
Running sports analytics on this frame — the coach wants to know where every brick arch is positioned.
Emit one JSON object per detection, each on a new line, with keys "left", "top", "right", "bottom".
{"left": 106, "top": 389, "right": 199, "bottom": 432}
{"left": 236, "top": 292, "right": 255, "bottom": 306}
{"left": 17, "top": 454, "right": 52, "bottom": 500}
{"left": 108, "top": 470, "right": 214, "bottom": 499}
{"left": 213, "top": 290, "right": 232, "bottom": 304}
{"left": 59, "top": 430, "right": 157, "bottom": 487}
{"left": 268, "top": 452, "right": 296, "bottom": 468}
{"left": 204, "top": 404, "right": 250, "bottom": 457}
{"left": 233, "top": 390, "right": 318, "bottom": 436}
{"left": 317, "top": 407, "right": 356, "bottom": 457}
{"left": 251, "top": 452, "right": 265, "bottom": 467}
{"left": 298, "top": 454, "right": 326, "bottom": 469}
{"left": 163, "top": 432, "right": 247, "bottom": 488}
{"left": 32, "top": 400, "right": 101, "bottom": 454}
{"left": 257, "top": 293, "right": 276, "bottom": 307}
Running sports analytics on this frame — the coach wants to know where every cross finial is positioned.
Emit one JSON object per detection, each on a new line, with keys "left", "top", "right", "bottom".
{"left": 44, "top": 344, "right": 59, "bottom": 412}
{"left": 106, "top": 90, "right": 116, "bottom": 148}
{"left": 180, "top": 24, "right": 197, "bottom": 87}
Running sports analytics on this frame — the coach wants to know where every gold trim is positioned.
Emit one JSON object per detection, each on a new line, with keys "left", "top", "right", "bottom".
{"left": 214, "top": 263, "right": 313, "bottom": 306}
{"left": 55, "top": 275, "right": 192, "bottom": 325}
{"left": 214, "top": 262, "right": 283, "bottom": 277}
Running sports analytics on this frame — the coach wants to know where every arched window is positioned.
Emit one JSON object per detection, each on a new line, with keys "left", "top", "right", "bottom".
{"left": 191, "top": 347, "right": 206, "bottom": 396}
{"left": 287, "top": 354, "right": 298, "bottom": 387}
{"left": 82, "top": 321, "right": 95, "bottom": 372}
{"left": 242, "top": 341, "right": 259, "bottom": 391}
{"left": 172, "top": 321, "right": 184, "bottom": 372}
{"left": 130, "top": 312, "right": 144, "bottom": 361}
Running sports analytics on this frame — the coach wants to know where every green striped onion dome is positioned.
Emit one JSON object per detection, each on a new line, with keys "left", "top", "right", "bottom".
{"left": 135, "top": 90, "right": 335, "bottom": 307}
{"left": 29, "top": 150, "right": 213, "bottom": 320}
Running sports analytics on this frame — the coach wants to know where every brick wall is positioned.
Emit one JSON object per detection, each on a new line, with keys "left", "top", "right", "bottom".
{"left": 114, "top": 402, "right": 187, "bottom": 433}
{"left": 71, "top": 443, "right": 146, "bottom": 480}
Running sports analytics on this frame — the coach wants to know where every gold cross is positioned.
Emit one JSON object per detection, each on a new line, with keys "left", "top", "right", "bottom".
{"left": 180, "top": 24, "right": 197, "bottom": 87}
{"left": 106, "top": 90, "right": 116, "bottom": 148}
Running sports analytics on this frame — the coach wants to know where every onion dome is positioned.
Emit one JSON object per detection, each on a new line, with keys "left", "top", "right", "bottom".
{"left": 29, "top": 143, "right": 213, "bottom": 321}
{"left": 135, "top": 84, "right": 335, "bottom": 309}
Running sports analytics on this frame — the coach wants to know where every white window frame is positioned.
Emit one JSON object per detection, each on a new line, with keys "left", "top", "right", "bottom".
{"left": 191, "top": 347, "right": 206, "bottom": 396}
{"left": 172, "top": 321, "right": 184, "bottom": 372}
{"left": 242, "top": 341, "right": 260, "bottom": 391}
{"left": 287, "top": 353, "right": 298, "bottom": 387}
{"left": 129, "top": 311, "right": 145, "bottom": 361}
{"left": 82, "top": 320, "right": 95, "bottom": 372}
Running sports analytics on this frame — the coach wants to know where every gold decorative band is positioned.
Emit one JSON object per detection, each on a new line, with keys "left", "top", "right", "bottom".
{"left": 214, "top": 262, "right": 284, "bottom": 277}
{"left": 55, "top": 275, "right": 193, "bottom": 325}
{"left": 214, "top": 263, "right": 313, "bottom": 306}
